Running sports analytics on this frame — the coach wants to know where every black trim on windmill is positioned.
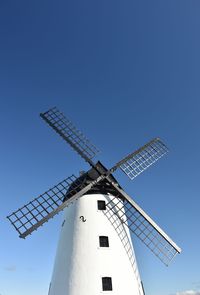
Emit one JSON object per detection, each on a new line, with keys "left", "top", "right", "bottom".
{"left": 7, "top": 107, "right": 181, "bottom": 266}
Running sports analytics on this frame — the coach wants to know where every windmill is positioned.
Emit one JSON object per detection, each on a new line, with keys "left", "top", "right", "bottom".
{"left": 7, "top": 107, "right": 181, "bottom": 295}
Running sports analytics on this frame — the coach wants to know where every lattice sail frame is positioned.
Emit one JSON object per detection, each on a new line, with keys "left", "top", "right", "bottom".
{"left": 40, "top": 107, "right": 99, "bottom": 164}
{"left": 118, "top": 138, "right": 168, "bottom": 180}
{"left": 7, "top": 175, "right": 83, "bottom": 238}
{"left": 105, "top": 191, "right": 181, "bottom": 266}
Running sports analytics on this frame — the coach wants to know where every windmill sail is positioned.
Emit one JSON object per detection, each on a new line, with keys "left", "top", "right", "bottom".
{"left": 7, "top": 175, "right": 82, "bottom": 238}
{"left": 106, "top": 181, "right": 181, "bottom": 266}
{"left": 40, "top": 107, "right": 100, "bottom": 166}
{"left": 112, "top": 138, "right": 168, "bottom": 180}
{"left": 7, "top": 173, "right": 107, "bottom": 239}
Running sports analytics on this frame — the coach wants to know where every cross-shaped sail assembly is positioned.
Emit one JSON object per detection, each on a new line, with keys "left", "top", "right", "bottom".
{"left": 7, "top": 107, "right": 181, "bottom": 266}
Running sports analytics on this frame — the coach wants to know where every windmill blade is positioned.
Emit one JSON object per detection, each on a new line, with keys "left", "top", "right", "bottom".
{"left": 7, "top": 173, "right": 106, "bottom": 239}
{"left": 40, "top": 107, "right": 100, "bottom": 166}
{"left": 105, "top": 181, "right": 181, "bottom": 266}
{"left": 111, "top": 138, "right": 168, "bottom": 180}
{"left": 7, "top": 175, "right": 83, "bottom": 238}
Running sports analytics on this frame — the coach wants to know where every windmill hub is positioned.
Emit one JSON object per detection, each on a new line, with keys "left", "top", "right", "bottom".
{"left": 65, "top": 161, "right": 122, "bottom": 200}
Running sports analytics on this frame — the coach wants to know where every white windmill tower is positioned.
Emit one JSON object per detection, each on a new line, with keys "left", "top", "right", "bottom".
{"left": 7, "top": 107, "right": 181, "bottom": 295}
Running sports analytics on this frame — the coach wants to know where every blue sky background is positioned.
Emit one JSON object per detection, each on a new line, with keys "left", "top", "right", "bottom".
{"left": 0, "top": 0, "right": 200, "bottom": 294}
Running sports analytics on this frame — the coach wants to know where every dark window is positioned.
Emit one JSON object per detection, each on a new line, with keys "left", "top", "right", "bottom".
{"left": 99, "top": 236, "right": 109, "bottom": 247}
{"left": 98, "top": 200, "right": 106, "bottom": 210}
{"left": 102, "top": 277, "right": 112, "bottom": 291}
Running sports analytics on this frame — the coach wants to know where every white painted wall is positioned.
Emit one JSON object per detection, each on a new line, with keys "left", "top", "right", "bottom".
{"left": 49, "top": 194, "right": 144, "bottom": 295}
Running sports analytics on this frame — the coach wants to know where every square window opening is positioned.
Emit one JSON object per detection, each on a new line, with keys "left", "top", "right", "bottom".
{"left": 99, "top": 236, "right": 109, "bottom": 247}
{"left": 97, "top": 200, "right": 106, "bottom": 211}
{"left": 102, "top": 277, "right": 112, "bottom": 291}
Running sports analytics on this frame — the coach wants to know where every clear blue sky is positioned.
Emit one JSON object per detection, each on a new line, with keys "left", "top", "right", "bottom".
{"left": 0, "top": 1, "right": 200, "bottom": 295}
